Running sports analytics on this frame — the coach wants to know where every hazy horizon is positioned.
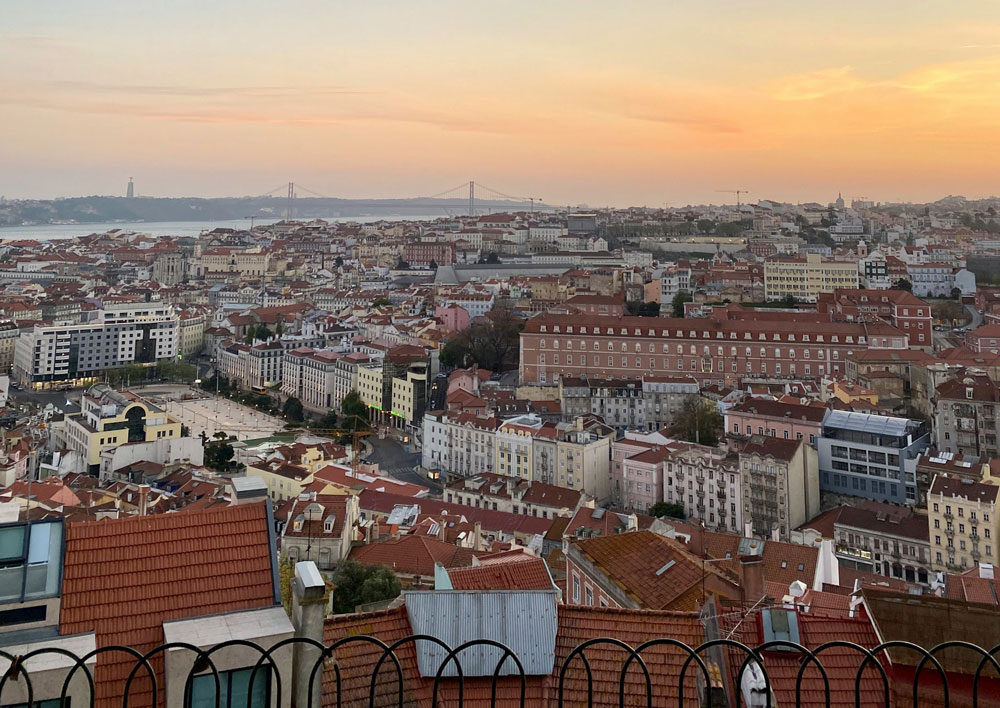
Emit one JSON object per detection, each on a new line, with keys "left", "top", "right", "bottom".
{"left": 4, "top": 1, "right": 1000, "bottom": 206}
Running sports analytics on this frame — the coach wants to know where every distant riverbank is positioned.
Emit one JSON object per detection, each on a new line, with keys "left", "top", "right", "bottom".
{"left": 0, "top": 215, "right": 440, "bottom": 240}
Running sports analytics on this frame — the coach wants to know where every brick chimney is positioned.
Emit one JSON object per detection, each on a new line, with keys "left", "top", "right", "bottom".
{"left": 739, "top": 555, "right": 765, "bottom": 604}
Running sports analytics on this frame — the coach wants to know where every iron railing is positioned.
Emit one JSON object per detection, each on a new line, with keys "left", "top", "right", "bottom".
{"left": 0, "top": 636, "right": 999, "bottom": 707}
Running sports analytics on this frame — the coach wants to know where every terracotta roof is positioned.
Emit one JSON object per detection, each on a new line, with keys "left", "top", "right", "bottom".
{"left": 59, "top": 503, "right": 278, "bottom": 708}
{"left": 358, "top": 489, "right": 553, "bottom": 536}
{"left": 739, "top": 435, "right": 802, "bottom": 462}
{"left": 728, "top": 396, "right": 827, "bottom": 423}
{"left": 322, "top": 603, "right": 704, "bottom": 707}
{"left": 574, "top": 530, "right": 737, "bottom": 610}
{"left": 722, "top": 606, "right": 886, "bottom": 708}
{"left": 348, "top": 535, "right": 478, "bottom": 577}
{"left": 446, "top": 557, "right": 554, "bottom": 591}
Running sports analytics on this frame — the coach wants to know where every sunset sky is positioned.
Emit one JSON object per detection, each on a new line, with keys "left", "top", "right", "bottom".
{"left": 3, "top": 1, "right": 1000, "bottom": 205}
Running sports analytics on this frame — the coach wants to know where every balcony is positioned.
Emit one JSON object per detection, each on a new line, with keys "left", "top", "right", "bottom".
{"left": 945, "top": 510, "right": 954, "bottom": 521}
{"left": 945, "top": 527, "right": 955, "bottom": 538}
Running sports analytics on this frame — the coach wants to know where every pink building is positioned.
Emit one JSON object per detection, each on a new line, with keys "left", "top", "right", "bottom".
{"left": 435, "top": 304, "right": 470, "bottom": 333}
{"left": 725, "top": 397, "right": 825, "bottom": 445}
{"left": 620, "top": 446, "right": 669, "bottom": 513}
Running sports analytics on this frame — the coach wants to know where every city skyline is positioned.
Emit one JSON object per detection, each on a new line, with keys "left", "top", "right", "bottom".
{"left": 3, "top": 1, "right": 1000, "bottom": 205}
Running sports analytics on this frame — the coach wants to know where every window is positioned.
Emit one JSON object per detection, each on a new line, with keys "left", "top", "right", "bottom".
{"left": 0, "top": 521, "right": 63, "bottom": 604}
{"left": 585, "top": 585, "right": 594, "bottom": 606}
{"left": 190, "top": 668, "right": 270, "bottom": 708}
{"left": 572, "top": 573, "right": 581, "bottom": 603}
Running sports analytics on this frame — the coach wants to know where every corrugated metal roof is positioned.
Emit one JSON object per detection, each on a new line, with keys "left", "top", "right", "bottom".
{"left": 404, "top": 590, "right": 558, "bottom": 677}
{"left": 824, "top": 409, "right": 911, "bottom": 436}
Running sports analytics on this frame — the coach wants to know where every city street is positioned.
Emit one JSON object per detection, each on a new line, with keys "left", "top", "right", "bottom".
{"left": 366, "top": 435, "right": 438, "bottom": 491}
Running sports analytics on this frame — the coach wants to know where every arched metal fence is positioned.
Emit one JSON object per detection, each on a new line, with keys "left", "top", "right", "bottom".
{"left": 0, "top": 635, "right": 998, "bottom": 707}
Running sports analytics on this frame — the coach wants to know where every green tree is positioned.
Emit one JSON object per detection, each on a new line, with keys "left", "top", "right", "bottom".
{"left": 317, "top": 409, "right": 339, "bottom": 429}
{"left": 626, "top": 301, "right": 661, "bottom": 317}
{"left": 328, "top": 561, "right": 401, "bottom": 614}
{"left": 891, "top": 278, "right": 913, "bottom": 292}
{"left": 696, "top": 219, "right": 715, "bottom": 234}
{"left": 282, "top": 396, "right": 305, "bottom": 423}
{"left": 781, "top": 294, "right": 798, "bottom": 308}
{"left": 341, "top": 390, "right": 370, "bottom": 430}
{"left": 204, "top": 437, "right": 235, "bottom": 471}
{"left": 671, "top": 290, "right": 693, "bottom": 318}
{"left": 649, "top": 502, "right": 687, "bottom": 520}
{"left": 334, "top": 256, "right": 344, "bottom": 268}
{"left": 716, "top": 221, "right": 747, "bottom": 238}
{"left": 276, "top": 319, "right": 285, "bottom": 337}
{"left": 429, "top": 259, "right": 439, "bottom": 269}
{"left": 668, "top": 396, "right": 722, "bottom": 447}
{"left": 372, "top": 298, "right": 391, "bottom": 307}
{"left": 438, "top": 337, "right": 468, "bottom": 368}
{"left": 950, "top": 287, "right": 962, "bottom": 300}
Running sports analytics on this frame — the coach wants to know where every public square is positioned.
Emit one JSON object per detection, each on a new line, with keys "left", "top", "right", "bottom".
{"left": 137, "top": 388, "right": 287, "bottom": 441}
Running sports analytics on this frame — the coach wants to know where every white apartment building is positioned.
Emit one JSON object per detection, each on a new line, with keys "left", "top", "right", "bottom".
{"left": 333, "top": 352, "right": 372, "bottom": 410}
{"left": 659, "top": 267, "right": 691, "bottom": 304}
{"left": 529, "top": 224, "right": 568, "bottom": 244}
{"left": 421, "top": 410, "right": 499, "bottom": 479}
{"left": 664, "top": 445, "right": 743, "bottom": 535}
{"left": 422, "top": 411, "right": 613, "bottom": 499}
{"left": 764, "top": 253, "right": 860, "bottom": 303}
{"left": 13, "top": 302, "right": 178, "bottom": 388}
{"left": 281, "top": 347, "right": 340, "bottom": 414}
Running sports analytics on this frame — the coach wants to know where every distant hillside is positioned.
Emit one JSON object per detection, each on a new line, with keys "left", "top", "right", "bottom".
{"left": 0, "top": 195, "right": 537, "bottom": 226}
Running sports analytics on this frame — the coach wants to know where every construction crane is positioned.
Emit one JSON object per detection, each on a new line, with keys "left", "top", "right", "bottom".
{"left": 299, "top": 420, "right": 373, "bottom": 473}
{"left": 716, "top": 189, "right": 750, "bottom": 209}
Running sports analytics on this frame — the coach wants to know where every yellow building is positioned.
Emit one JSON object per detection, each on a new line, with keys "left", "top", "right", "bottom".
{"left": 177, "top": 309, "right": 208, "bottom": 358}
{"left": 764, "top": 253, "right": 860, "bottom": 303}
{"left": 357, "top": 362, "right": 384, "bottom": 411}
{"left": 928, "top": 474, "right": 1000, "bottom": 573}
{"left": 64, "top": 384, "right": 182, "bottom": 473}
{"left": 829, "top": 380, "right": 879, "bottom": 407}
{"left": 391, "top": 365, "right": 428, "bottom": 428}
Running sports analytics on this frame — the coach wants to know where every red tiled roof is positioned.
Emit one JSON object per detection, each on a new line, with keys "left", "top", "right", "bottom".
{"left": 59, "top": 503, "right": 277, "bottom": 708}
{"left": 446, "top": 557, "right": 553, "bottom": 591}
{"left": 723, "top": 608, "right": 886, "bottom": 708}
{"left": 348, "top": 535, "right": 478, "bottom": 577}
{"left": 322, "top": 603, "right": 704, "bottom": 707}
{"left": 575, "top": 530, "right": 738, "bottom": 610}
{"left": 358, "top": 489, "right": 553, "bottom": 536}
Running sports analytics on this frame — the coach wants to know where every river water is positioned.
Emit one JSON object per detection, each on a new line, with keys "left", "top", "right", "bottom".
{"left": 0, "top": 215, "right": 440, "bottom": 241}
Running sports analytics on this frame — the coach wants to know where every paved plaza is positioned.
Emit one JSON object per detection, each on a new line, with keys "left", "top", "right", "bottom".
{"left": 158, "top": 395, "right": 287, "bottom": 441}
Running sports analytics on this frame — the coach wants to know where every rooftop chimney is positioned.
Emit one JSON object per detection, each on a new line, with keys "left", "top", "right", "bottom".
{"left": 739, "top": 555, "right": 765, "bottom": 604}
{"left": 981, "top": 563, "right": 995, "bottom": 580}
{"left": 138, "top": 484, "right": 149, "bottom": 517}
{"left": 291, "top": 561, "right": 325, "bottom": 708}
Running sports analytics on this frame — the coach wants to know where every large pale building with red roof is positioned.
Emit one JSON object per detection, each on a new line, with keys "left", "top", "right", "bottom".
{"left": 519, "top": 309, "right": 911, "bottom": 386}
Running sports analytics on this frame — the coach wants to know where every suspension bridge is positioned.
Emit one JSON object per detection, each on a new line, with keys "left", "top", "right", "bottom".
{"left": 256, "top": 181, "right": 551, "bottom": 218}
